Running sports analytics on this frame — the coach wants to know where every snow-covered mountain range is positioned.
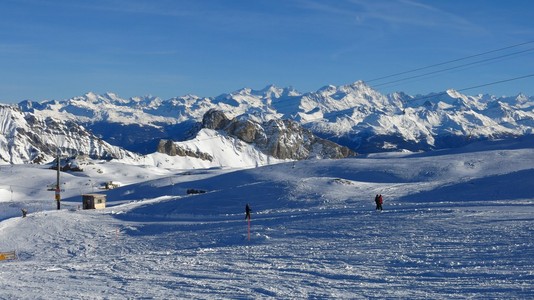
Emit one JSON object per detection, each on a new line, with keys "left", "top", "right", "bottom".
{"left": 6, "top": 81, "right": 534, "bottom": 164}
{"left": 0, "top": 105, "right": 137, "bottom": 164}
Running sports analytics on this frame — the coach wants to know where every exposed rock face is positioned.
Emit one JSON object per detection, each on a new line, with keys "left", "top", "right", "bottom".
{"left": 201, "top": 109, "right": 231, "bottom": 130}
{"left": 200, "top": 109, "right": 355, "bottom": 160}
{"left": 0, "top": 105, "right": 136, "bottom": 164}
{"left": 156, "top": 139, "right": 213, "bottom": 161}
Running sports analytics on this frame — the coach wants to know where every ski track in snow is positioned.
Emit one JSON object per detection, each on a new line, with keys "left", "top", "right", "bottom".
{"left": 0, "top": 139, "right": 533, "bottom": 299}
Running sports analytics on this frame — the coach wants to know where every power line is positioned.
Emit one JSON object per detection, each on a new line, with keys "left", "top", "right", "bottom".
{"left": 215, "top": 43, "right": 534, "bottom": 113}
{"left": 367, "top": 40, "right": 534, "bottom": 83}
{"left": 458, "top": 73, "right": 534, "bottom": 93}
{"left": 405, "top": 73, "right": 534, "bottom": 103}
{"left": 372, "top": 47, "right": 534, "bottom": 88}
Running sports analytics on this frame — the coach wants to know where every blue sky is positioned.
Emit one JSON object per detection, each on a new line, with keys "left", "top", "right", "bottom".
{"left": 1, "top": 0, "right": 533, "bottom": 102}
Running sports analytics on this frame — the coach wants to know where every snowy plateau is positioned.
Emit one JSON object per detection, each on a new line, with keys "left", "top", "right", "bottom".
{"left": 0, "top": 82, "right": 533, "bottom": 299}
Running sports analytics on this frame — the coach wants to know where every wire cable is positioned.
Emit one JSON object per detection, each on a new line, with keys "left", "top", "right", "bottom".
{"left": 372, "top": 47, "right": 534, "bottom": 88}
{"left": 367, "top": 40, "right": 534, "bottom": 83}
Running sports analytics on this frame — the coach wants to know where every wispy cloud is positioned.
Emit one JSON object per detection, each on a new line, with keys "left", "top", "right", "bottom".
{"left": 79, "top": 0, "right": 197, "bottom": 17}
{"left": 296, "top": 0, "right": 489, "bottom": 61}
{"left": 298, "top": 0, "right": 484, "bottom": 32}
{"left": 5, "top": 0, "right": 198, "bottom": 17}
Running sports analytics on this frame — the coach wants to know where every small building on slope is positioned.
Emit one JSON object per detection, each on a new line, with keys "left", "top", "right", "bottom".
{"left": 82, "top": 194, "right": 106, "bottom": 210}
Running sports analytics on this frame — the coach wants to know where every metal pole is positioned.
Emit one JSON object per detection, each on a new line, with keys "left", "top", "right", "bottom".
{"left": 56, "top": 151, "right": 60, "bottom": 210}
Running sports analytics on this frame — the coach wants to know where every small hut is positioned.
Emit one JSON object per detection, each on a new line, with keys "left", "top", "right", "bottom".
{"left": 82, "top": 194, "right": 107, "bottom": 210}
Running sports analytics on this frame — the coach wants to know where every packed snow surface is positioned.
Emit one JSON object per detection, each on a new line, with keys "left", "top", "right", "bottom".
{"left": 0, "top": 137, "right": 533, "bottom": 299}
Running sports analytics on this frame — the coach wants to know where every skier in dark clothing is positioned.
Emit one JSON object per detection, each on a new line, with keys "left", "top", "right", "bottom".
{"left": 245, "top": 203, "right": 252, "bottom": 220}
{"left": 374, "top": 194, "right": 380, "bottom": 210}
{"left": 375, "top": 194, "right": 383, "bottom": 211}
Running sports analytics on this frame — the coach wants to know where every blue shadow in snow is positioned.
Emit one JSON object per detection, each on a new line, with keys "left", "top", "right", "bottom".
{"left": 398, "top": 168, "right": 534, "bottom": 203}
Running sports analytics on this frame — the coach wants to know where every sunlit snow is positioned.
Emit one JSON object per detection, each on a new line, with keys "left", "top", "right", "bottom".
{"left": 0, "top": 136, "right": 533, "bottom": 299}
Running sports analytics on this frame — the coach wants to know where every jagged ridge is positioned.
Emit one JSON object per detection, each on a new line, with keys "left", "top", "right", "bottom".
{"left": 13, "top": 81, "right": 534, "bottom": 155}
{"left": 0, "top": 105, "right": 138, "bottom": 164}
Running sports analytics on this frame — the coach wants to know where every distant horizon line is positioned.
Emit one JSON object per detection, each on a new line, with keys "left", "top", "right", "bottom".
{"left": 2, "top": 79, "right": 531, "bottom": 104}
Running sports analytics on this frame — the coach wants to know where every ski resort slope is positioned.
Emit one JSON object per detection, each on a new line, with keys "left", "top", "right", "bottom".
{"left": 0, "top": 137, "right": 533, "bottom": 299}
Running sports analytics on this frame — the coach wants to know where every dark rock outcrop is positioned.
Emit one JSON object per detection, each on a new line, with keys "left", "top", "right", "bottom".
{"left": 200, "top": 109, "right": 356, "bottom": 160}
{"left": 156, "top": 139, "right": 213, "bottom": 161}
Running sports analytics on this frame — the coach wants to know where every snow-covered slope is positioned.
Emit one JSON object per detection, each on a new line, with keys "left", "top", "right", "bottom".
{"left": 0, "top": 105, "right": 138, "bottom": 164}
{"left": 0, "top": 136, "right": 532, "bottom": 298}
{"left": 149, "top": 128, "right": 286, "bottom": 169}
{"left": 16, "top": 81, "right": 534, "bottom": 154}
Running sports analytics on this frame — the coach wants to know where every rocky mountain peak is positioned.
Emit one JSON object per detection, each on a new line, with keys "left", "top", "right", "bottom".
{"left": 198, "top": 110, "right": 355, "bottom": 160}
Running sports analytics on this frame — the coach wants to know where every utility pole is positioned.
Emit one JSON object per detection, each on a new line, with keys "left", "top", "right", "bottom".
{"left": 55, "top": 150, "right": 61, "bottom": 210}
